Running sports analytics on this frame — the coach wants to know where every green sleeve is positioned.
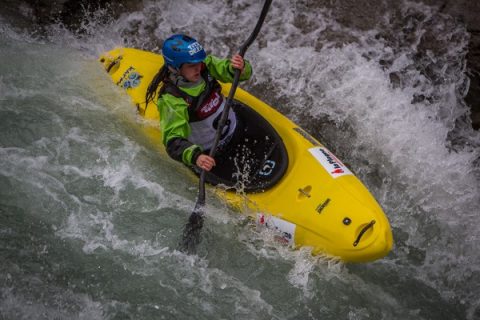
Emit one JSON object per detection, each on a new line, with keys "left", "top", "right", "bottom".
{"left": 158, "top": 94, "right": 190, "bottom": 145}
{"left": 157, "top": 94, "right": 202, "bottom": 165}
{"left": 204, "top": 55, "right": 253, "bottom": 83}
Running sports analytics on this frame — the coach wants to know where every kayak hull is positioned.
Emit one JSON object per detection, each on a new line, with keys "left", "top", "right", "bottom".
{"left": 99, "top": 48, "right": 393, "bottom": 262}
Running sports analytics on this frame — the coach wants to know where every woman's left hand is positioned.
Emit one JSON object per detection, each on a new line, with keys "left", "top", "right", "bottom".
{"left": 230, "top": 54, "right": 244, "bottom": 72}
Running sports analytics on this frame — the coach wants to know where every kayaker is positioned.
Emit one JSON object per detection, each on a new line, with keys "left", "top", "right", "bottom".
{"left": 145, "top": 34, "right": 252, "bottom": 173}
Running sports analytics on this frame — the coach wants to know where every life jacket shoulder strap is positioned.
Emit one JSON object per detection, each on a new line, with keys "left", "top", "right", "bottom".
{"left": 159, "top": 82, "right": 196, "bottom": 107}
{"left": 158, "top": 68, "right": 221, "bottom": 108}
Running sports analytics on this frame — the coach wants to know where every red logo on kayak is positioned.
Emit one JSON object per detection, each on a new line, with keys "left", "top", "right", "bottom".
{"left": 319, "top": 148, "right": 347, "bottom": 176}
{"left": 259, "top": 214, "right": 265, "bottom": 224}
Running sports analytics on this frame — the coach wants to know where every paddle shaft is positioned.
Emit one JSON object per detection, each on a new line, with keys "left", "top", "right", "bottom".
{"left": 181, "top": 0, "right": 272, "bottom": 253}
{"left": 196, "top": 0, "right": 273, "bottom": 207}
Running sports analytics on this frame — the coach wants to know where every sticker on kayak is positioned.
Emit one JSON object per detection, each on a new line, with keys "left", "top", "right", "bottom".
{"left": 116, "top": 66, "right": 142, "bottom": 89}
{"left": 309, "top": 147, "right": 352, "bottom": 178}
{"left": 257, "top": 214, "right": 295, "bottom": 245}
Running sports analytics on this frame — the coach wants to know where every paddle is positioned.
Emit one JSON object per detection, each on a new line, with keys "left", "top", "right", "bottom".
{"left": 180, "top": 0, "right": 273, "bottom": 253}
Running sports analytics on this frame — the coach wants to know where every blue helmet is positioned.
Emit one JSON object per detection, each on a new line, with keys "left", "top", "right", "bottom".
{"left": 162, "top": 34, "right": 207, "bottom": 69}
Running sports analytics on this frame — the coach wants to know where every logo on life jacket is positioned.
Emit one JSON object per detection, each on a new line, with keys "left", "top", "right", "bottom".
{"left": 196, "top": 91, "right": 223, "bottom": 119}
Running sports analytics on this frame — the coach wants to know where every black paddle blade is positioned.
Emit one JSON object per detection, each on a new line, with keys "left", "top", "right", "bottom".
{"left": 180, "top": 205, "right": 205, "bottom": 253}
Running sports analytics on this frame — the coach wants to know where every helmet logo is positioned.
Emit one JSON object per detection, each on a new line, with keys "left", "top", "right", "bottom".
{"left": 188, "top": 42, "right": 203, "bottom": 56}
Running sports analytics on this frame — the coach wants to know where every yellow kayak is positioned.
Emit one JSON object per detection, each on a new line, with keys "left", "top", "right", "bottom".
{"left": 99, "top": 48, "right": 393, "bottom": 262}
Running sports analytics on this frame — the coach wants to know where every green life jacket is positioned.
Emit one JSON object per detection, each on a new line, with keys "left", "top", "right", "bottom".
{"left": 159, "top": 67, "right": 237, "bottom": 150}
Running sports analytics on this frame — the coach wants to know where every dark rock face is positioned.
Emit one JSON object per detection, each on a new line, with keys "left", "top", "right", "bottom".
{"left": 432, "top": 1, "right": 480, "bottom": 129}
{"left": 11, "top": 0, "right": 140, "bottom": 27}
{"left": 7, "top": 0, "right": 480, "bottom": 129}
{"left": 467, "top": 34, "right": 480, "bottom": 129}
{"left": 466, "top": 31, "right": 480, "bottom": 129}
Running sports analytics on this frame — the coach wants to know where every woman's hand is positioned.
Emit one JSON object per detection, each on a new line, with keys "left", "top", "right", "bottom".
{"left": 230, "top": 54, "right": 245, "bottom": 72}
{"left": 196, "top": 154, "right": 216, "bottom": 171}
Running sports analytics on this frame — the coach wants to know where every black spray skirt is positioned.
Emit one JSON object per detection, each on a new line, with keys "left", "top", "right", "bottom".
{"left": 192, "top": 101, "right": 288, "bottom": 193}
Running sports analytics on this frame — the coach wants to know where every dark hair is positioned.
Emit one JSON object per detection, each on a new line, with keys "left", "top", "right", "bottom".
{"left": 145, "top": 65, "right": 169, "bottom": 110}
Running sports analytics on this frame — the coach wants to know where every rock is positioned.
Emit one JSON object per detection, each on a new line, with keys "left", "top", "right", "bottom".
{"left": 425, "top": 0, "right": 480, "bottom": 129}
{"left": 14, "top": 0, "right": 141, "bottom": 28}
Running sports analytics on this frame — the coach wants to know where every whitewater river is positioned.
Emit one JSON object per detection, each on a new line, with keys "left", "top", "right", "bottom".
{"left": 1, "top": 0, "right": 479, "bottom": 319}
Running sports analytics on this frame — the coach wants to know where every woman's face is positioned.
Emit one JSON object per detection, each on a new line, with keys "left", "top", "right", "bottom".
{"left": 179, "top": 62, "right": 203, "bottom": 82}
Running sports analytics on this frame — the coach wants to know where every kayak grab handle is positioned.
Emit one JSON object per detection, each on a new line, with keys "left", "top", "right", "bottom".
{"left": 103, "top": 56, "right": 122, "bottom": 73}
{"left": 353, "top": 220, "right": 376, "bottom": 247}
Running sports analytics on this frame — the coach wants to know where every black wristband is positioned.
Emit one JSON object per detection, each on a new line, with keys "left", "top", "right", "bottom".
{"left": 191, "top": 148, "right": 203, "bottom": 165}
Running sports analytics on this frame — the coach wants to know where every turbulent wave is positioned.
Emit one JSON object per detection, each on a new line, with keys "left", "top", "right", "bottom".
{"left": 1, "top": 0, "right": 479, "bottom": 319}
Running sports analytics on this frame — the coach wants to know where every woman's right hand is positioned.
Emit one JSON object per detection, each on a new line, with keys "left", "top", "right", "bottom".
{"left": 196, "top": 154, "right": 216, "bottom": 171}
{"left": 230, "top": 53, "right": 245, "bottom": 72}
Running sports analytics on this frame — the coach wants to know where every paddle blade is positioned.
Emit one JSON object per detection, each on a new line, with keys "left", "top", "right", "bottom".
{"left": 180, "top": 206, "right": 205, "bottom": 253}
